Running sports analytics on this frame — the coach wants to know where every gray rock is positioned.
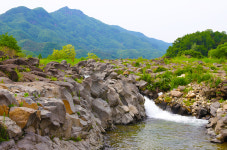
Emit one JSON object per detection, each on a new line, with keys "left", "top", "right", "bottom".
{"left": 0, "top": 139, "right": 18, "bottom": 150}
{"left": 0, "top": 89, "right": 19, "bottom": 106}
{"left": 0, "top": 116, "right": 23, "bottom": 139}
{"left": 38, "top": 97, "right": 66, "bottom": 127}
{"left": 106, "top": 87, "right": 120, "bottom": 107}
{"left": 210, "top": 102, "right": 221, "bottom": 117}
{"left": 92, "top": 98, "right": 112, "bottom": 129}
{"left": 0, "top": 77, "right": 14, "bottom": 84}
{"left": 170, "top": 90, "right": 183, "bottom": 98}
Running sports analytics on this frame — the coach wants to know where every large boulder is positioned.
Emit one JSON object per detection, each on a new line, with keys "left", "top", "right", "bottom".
{"left": 0, "top": 65, "right": 18, "bottom": 81}
{"left": 92, "top": 98, "right": 112, "bottom": 129}
{"left": 9, "top": 107, "right": 40, "bottom": 129}
{"left": 0, "top": 89, "right": 19, "bottom": 116}
{"left": 0, "top": 116, "right": 23, "bottom": 139}
{"left": 38, "top": 97, "right": 66, "bottom": 127}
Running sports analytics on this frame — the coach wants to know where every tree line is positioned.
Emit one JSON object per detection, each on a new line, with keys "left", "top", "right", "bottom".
{"left": 165, "top": 29, "right": 227, "bottom": 59}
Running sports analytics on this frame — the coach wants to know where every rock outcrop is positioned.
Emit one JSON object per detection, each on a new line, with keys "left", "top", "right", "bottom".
{"left": 0, "top": 58, "right": 146, "bottom": 149}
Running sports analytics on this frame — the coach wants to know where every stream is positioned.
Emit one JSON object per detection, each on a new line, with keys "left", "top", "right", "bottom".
{"left": 105, "top": 97, "right": 227, "bottom": 150}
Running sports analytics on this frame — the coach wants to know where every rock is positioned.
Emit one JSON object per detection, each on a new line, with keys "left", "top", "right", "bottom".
{"left": 31, "top": 71, "right": 48, "bottom": 78}
{"left": 177, "top": 86, "right": 186, "bottom": 91}
{"left": 170, "top": 90, "right": 183, "bottom": 98}
{"left": 0, "top": 116, "right": 23, "bottom": 139}
{"left": 2, "top": 58, "right": 28, "bottom": 66}
{"left": 136, "top": 80, "right": 148, "bottom": 90}
{"left": 210, "top": 102, "right": 220, "bottom": 117}
{"left": 186, "top": 92, "right": 196, "bottom": 98}
{"left": 90, "top": 79, "right": 108, "bottom": 99}
{"left": 38, "top": 97, "right": 66, "bottom": 127}
{"left": 0, "top": 77, "right": 14, "bottom": 84}
{"left": 0, "top": 65, "right": 18, "bottom": 81}
{"left": 197, "top": 107, "right": 208, "bottom": 119}
{"left": 77, "top": 60, "right": 87, "bottom": 67}
{"left": 9, "top": 107, "right": 40, "bottom": 129}
{"left": 26, "top": 57, "right": 40, "bottom": 67}
{"left": 106, "top": 87, "right": 120, "bottom": 107}
{"left": 0, "top": 89, "right": 19, "bottom": 115}
{"left": 92, "top": 98, "right": 112, "bottom": 129}
{"left": 16, "top": 132, "right": 54, "bottom": 150}
{"left": 0, "top": 139, "right": 17, "bottom": 150}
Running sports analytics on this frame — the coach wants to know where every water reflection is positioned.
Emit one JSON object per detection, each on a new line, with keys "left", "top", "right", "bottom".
{"left": 105, "top": 119, "right": 227, "bottom": 150}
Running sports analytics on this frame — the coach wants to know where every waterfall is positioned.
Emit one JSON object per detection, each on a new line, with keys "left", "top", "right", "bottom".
{"left": 144, "top": 96, "right": 208, "bottom": 126}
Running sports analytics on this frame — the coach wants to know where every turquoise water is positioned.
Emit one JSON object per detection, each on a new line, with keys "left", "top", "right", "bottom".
{"left": 104, "top": 97, "right": 227, "bottom": 150}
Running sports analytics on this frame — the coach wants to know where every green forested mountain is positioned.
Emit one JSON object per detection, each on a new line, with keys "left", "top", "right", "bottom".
{"left": 0, "top": 6, "right": 171, "bottom": 59}
{"left": 165, "top": 29, "right": 227, "bottom": 58}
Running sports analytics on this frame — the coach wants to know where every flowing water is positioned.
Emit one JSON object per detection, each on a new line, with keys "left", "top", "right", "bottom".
{"left": 105, "top": 97, "right": 227, "bottom": 150}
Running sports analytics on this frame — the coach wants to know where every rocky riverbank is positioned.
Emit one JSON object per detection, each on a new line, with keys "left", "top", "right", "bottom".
{"left": 0, "top": 57, "right": 226, "bottom": 149}
{"left": 0, "top": 58, "right": 146, "bottom": 149}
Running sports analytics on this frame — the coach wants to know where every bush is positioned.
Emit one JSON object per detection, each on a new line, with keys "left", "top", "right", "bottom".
{"left": 153, "top": 66, "right": 167, "bottom": 73}
{"left": 209, "top": 42, "right": 227, "bottom": 59}
{"left": 0, "top": 124, "right": 9, "bottom": 143}
{"left": 178, "top": 50, "right": 204, "bottom": 58}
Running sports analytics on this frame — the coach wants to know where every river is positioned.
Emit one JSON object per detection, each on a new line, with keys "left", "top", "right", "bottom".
{"left": 104, "top": 97, "right": 227, "bottom": 150}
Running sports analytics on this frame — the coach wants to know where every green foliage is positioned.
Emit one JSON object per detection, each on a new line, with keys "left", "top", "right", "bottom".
{"left": 38, "top": 53, "right": 42, "bottom": 59}
{"left": 74, "top": 78, "right": 83, "bottom": 84}
{"left": 208, "top": 42, "right": 227, "bottom": 59}
{"left": 0, "top": 6, "right": 170, "bottom": 59}
{"left": 48, "top": 44, "right": 76, "bottom": 62}
{"left": 0, "top": 124, "right": 9, "bottom": 143}
{"left": 166, "top": 30, "right": 227, "bottom": 57}
{"left": 50, "top": 77, "right": 58, "bottom": 81}
{"left": 177, "top": 50, "right": 203, "bottom": 58}
{"left": 0, "top": 33, "right": 21, "bottom": 53}
{"left": 69, "top": 136, "right": 82, "bottom": 142}
{"left": 219, "top": 98, "right": 225, "bottom": 103}
{"left": 24, "top": 93, "right": 29, "bottom": 97}
{"left": 19, "top": 102, "right": 23, "bottom": 107}
{"left": 153, "top": 66, "right": 167, "bottom": 73}
{"left": 86, "top": 53, "right": 99, "bottom": 60}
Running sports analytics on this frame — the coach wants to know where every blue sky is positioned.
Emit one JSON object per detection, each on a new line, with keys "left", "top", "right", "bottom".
{"left": 1, "top": 0, "right": 227, "bottom": 43}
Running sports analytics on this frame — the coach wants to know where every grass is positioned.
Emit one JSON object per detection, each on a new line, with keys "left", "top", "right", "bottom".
{"left": 19, "top": 102, "right": 23, "bottom": 107}
{"left": 164, "top": 56, "right": 226, "bottom": 65}
{"left": 50, "top": 77, "right": 58, "bottom": 81}
{"left": 24, "top": 93, "right": 29, "bottom": 97}
{"left": 153, "top": 66, "right": 167, "bottom": 73}
{"left": 69, "top": 137, "right": 82, "bottom": 142}
{"left": 0, "top": 124, "right": 9, "bottom": 143}
{"left": 40, "top": 58, "right": 86, "bottom": 67}
{"left": 74, "top": 78, "right": 83, "bottom": 84}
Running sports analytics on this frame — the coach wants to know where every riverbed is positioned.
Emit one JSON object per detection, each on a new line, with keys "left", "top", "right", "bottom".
{"left": 104, "top": 97, "right": 227, "bottom": 150}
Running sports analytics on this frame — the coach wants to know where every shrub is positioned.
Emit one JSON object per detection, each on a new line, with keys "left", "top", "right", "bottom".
{"left": 170, "top": 77, "right": 189, "bottom": 89}
{"left": 153, "top": 66, "right": 167, "bottom": 73}
{"left": 0, "top": 124, "right": 9, "bottom": 143}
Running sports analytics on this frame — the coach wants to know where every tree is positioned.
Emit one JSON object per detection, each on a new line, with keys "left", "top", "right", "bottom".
{"left": 165, "top": 30, "right": 227, "bottom": 57}
{"left": 47, "top": 44, "right": 76, "bottom": 61}
{"left": 86, "top": 53, "right": 99, "bottom": 60}
{"left": 0, "top": 33, "right": 21, "bottom": 53}
{"left": 38, "top": 54, "right": 42, "bottom": 59}
{"left": 209, "top": 42, "right": 227, "bottom": 59}
{"left": 62, "top": 44, "right": 76, "bottom": 62}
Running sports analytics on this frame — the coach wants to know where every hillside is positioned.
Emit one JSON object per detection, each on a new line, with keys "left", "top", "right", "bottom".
{"left": 165, "top": 29, "right": 227, "bottom": 58}
{"left": 0, "top": 6, "right": 171, "bottom": 59}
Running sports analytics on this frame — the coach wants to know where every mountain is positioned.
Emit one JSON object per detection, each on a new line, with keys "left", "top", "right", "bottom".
{"left": 0, "top": 6, "right": 171, "bottom": 59}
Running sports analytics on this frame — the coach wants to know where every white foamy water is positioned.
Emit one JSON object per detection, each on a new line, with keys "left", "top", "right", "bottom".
{"left": 144, "top": 96, "right": 208, "bottom": 126}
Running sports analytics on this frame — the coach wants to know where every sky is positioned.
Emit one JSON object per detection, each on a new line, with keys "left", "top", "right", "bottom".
{"left": 1, "top": 0, "right": 227, "bottom": 43}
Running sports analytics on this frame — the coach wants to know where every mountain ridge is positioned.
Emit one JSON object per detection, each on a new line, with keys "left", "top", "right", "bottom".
{"left": 0, "top": 6, "right": 171, "bottom": 58}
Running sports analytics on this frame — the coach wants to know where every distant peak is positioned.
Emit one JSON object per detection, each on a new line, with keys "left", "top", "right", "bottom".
{"left": 2, "top": 6, "right": 32, "bottom": 15}
{"left": 53, "top": 6, "right": 84, "bottom": 16}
